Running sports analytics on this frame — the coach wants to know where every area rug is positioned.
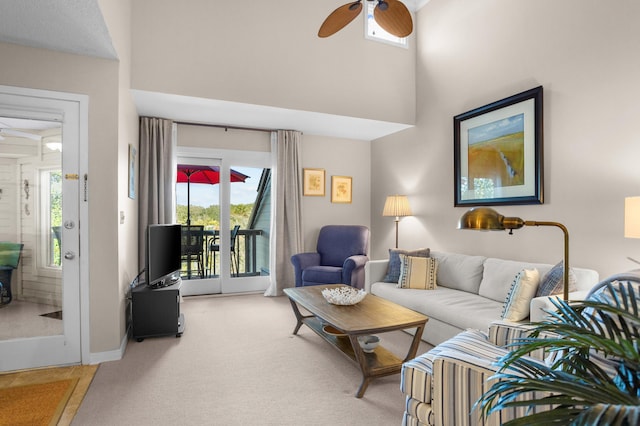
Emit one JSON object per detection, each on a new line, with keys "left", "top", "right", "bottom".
{"left": 0, "top": 378, "right": 78, "bottom": 426}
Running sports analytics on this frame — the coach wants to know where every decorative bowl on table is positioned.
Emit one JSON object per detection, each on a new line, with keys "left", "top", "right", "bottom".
{"left": 357, "top": 335, "right": 380, "bottom": 353}
{"left": 322, "top": 324, "right": 347, "bottom": 337}
{"left": 321, "top": 286, "right": 366, "bottom": 305}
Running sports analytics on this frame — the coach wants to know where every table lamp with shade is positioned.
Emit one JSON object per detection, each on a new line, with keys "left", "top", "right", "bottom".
{"left": 458, "top": 207, "right": 571, "bottom": 300}
{"left": 625, "top": 197, "right": 640, "bottom": 238}
{"left": 383, "top": 195, "right": 412, "bottom": 249}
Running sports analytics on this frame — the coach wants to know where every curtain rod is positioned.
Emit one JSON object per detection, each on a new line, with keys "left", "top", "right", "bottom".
{"left": 175, "top": 121, "right": 274, "bottom": 133}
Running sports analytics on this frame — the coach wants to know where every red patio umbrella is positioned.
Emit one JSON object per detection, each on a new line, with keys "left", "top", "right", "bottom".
{"left": 177, "top": 164, "right": 249, "bottom": 225}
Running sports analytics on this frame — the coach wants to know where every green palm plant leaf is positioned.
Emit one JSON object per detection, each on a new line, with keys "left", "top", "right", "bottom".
{"left": 575, "top": 404, "right": 640, "bottom": 425}
{"left": 476, "top": 280, "right": 640, "bottom": 425}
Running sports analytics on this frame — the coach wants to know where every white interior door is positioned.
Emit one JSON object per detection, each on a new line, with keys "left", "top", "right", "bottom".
{"left": 0, "top": 86, "right": 85, "bottom": 372}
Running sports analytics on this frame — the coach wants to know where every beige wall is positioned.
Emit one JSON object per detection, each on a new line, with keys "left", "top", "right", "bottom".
{"left": 0, "top": 41, "right": 122, "bottom": 352}
{"left": 177, "top": 124, "right": 270, "bottom": 152}
{"left": 100, "top": 0, "right": 139, "bottom": 352}
{"left": 371, "top": 0, "right": 640, "bottom": 279}
{"left": 301, "top": 135, "right": 372, "bottom": 252}
{"left": 130, "top": 0, "right": 415, "bottom": 125}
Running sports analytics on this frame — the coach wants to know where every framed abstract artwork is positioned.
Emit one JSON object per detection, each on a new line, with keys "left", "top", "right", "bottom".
{"left": 454, "top": 86, "right": 543, "bottom": 206}
{"left": 331, "top": 175, "right": 352, "bottom": 204}
{"left": 303, "top": 168, "right": 325, "bottom": 196}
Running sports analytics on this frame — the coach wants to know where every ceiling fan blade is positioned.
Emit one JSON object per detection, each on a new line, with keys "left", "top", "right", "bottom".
{"left": 318, "top": 2, "right": 363, "bottom": 38}
{"left": 374, "top": 0, "right": 413, "bottom": 37}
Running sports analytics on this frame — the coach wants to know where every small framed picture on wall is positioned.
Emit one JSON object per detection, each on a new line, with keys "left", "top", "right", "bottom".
{"left": 331, "top": 175, "right": 352, "bottom": 203}
{"left": 303, "top": 168, "right": 325, "bottom": 196}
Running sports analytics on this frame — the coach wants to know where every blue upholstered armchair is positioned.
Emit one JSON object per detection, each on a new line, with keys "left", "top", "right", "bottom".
{"left": 291, "top": 225, "right": 370, "bottom": 289}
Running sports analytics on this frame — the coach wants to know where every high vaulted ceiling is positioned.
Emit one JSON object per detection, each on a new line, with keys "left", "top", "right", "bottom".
{"left": 0, "top": 0, "right": 117, "bottom": 59}
{"left": 0, "top": 0, "right": 429, "bottom": 140}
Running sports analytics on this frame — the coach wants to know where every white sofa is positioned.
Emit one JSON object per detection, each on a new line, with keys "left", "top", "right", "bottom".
{"left": 364, "top": 250, "right": 599, "bottom": 346}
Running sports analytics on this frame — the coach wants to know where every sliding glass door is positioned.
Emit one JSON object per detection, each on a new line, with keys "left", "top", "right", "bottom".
{"left": 175, "top": 157, "right": 222, "bottom": 294}
{"left": 176, "top": 149, "right": 271, "bottom": 296}
{"left": 228, "top": 164, "right": 271, "bottom": 285}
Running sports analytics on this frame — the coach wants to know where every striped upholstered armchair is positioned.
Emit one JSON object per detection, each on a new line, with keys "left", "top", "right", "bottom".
{"left": 401, "top": 272, "right": 640, "bottom": 426}
{"left": 400, "top": 321, "right": 550, "bottom": 426}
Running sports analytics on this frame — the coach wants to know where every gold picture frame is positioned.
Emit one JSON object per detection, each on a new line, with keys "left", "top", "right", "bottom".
{"left": 303, "top": 168, "right": 325, "bottom": 196}
{"left": 331, "top": 175, "right": 352, "bottom": 203}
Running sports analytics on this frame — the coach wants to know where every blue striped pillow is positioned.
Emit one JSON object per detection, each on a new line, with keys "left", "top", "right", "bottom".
{"left": 536, "top": 261, "right": 577, "bottom": 297}
{"left": 383, "top": 248, "right": 430, "bottom": 283}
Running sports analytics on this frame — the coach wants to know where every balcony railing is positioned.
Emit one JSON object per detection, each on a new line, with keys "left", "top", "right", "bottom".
{"left": 181, "top": 228, "right": 266, "bottom": 279}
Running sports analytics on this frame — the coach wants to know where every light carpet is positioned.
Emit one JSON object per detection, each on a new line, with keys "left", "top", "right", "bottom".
{"left": 73, "top": 293, "right": 431, "bottom": 425}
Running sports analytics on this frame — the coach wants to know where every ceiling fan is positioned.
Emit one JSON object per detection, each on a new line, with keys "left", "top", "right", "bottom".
{"left": 318, "top": 0, "right": 413, "bottom": 38}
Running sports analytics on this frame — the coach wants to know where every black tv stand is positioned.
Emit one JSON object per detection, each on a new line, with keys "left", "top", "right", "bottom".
{"left": 131, "top": 278, "right": 185, "bottom": 342}
{"left": 148, "top": 274, "right": 181, "bottom": 289}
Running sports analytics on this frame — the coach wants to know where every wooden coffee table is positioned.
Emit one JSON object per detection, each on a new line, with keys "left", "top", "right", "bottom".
{"left": 283, "top": 284, "right": 428, "bottom": 398}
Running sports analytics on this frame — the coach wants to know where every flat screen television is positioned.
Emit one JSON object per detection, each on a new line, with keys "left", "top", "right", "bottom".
{"left": 146, "top": 224, "right": 182, "bottom": 288}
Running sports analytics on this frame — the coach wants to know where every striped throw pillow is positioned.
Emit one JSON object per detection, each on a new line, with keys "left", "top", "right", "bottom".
{"left": 398, "top": 255, "right": 438, "bottom": 290}
{"left": 383, "top": 248, "right": 430, "bottom": 283}
{"left": 502, "top": 268, "right": 540, "bottom": 321}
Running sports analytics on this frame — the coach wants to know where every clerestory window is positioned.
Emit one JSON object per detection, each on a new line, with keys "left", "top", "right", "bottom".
{"left": 365, "top": 2, "right": 409, "bottom": 48}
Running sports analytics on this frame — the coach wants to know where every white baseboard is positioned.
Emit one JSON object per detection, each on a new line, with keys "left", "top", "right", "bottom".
{"left": 88, "top": 329, "right": 128, "bottom": 364}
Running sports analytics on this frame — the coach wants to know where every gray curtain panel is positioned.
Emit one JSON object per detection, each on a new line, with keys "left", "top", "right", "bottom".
{"left": 138, "top": 117, "right": 176, "bottom": 271}
{"left": 265, "top": 130, "right": 304, "bottom": 296}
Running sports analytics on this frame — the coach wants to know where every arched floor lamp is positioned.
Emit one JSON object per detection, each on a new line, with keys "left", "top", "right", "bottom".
{"left": 458, "top": 207, "right": 570, "bottom": 300}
